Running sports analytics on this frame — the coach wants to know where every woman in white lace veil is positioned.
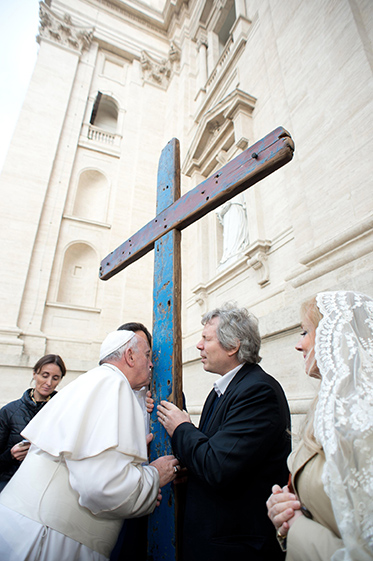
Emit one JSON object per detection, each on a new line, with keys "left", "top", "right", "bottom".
{"left": 267, "top": 290, "right": 373, "bottom": 561}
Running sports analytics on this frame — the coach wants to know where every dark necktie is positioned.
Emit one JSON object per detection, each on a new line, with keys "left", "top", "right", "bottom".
{"left": 201, "top": 392, "right": 221, "bottom": 432}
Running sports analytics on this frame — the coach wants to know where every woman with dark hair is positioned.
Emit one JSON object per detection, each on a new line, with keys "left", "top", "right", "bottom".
{"left": 0, "top": 354, "right": 66, "bottom": 491}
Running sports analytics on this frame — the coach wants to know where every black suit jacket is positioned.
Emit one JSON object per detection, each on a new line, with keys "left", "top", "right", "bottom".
{"left": 172, "top": 363, "right": 291, "bottom": 561}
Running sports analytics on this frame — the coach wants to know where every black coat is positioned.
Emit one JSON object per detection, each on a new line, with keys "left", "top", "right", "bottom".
{"left": 171, "top": 363, "right": 291, "bottom": 561}
{"left": 0, "top": 389, "right": 56, "bottom": 483}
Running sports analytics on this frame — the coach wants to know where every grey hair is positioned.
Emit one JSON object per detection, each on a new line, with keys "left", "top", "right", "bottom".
{"left": 202, "top": 302, "right": 262, "bottom": 364}
{"left": 99, "top": 336, "right": 138, "bottom": 365}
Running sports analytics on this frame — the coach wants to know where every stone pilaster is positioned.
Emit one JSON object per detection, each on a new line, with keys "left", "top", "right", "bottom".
{"left": 0, "top": 3, "right": 94, "bottom": 359}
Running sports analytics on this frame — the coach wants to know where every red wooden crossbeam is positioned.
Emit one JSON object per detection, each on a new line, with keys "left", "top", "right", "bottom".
{"left": 99, "top": 126, "right": 294, "bottom": 281}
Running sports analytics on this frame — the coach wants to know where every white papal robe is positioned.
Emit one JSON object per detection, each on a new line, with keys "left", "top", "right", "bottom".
{"left": 0, "top": 363, "right": 160, "bottom": 561}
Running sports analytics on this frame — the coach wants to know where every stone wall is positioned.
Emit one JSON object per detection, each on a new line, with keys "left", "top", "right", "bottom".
{"left": 0, "top": 0, "right": 372, "bottom": 437}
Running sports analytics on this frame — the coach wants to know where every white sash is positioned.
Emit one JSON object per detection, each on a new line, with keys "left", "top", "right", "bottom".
{"left": 0, "top": 452, "right": 122, "bottom": 557}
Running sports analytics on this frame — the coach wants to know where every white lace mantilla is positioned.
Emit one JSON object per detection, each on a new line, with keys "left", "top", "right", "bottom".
{"left": 314, "top": 291, "right": 373, "bottom": 561}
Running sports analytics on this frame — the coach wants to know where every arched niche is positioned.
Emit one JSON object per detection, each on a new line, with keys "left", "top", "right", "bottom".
{"left": 57, "top": 243, "right": 98, "bottom": 308}
{"left": 73, "top": 169, "right": 109, "bottom": 223}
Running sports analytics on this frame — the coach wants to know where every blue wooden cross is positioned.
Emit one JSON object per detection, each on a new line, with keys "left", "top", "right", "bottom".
{"left": 100, "top": 127, "right": 294, "bottom": 560}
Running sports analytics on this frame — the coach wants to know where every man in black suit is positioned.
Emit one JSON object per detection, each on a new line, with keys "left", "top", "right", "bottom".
{"left": 157, "top": 303, "right": 290, "bottom": 561}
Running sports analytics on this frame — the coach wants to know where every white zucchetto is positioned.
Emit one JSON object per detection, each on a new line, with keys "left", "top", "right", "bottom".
{"left": 99, "top": 330, "right": 135, "bottom": 362}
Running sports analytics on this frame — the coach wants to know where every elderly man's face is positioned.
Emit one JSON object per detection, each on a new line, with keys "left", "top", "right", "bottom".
{"left": 131, "top": 335, "right": 153, "bottom": 390}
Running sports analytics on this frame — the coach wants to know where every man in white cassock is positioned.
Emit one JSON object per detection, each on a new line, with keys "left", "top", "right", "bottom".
{"left": 0, "top": 330, "right": 179, "bottom": 561}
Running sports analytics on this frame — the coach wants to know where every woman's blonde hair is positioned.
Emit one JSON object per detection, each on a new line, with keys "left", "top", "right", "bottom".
{"left": 298, "top": 296, "right": 324, "bottom": 454}
{"left": 300, "top": 297, "right": 323, "bottom": 333}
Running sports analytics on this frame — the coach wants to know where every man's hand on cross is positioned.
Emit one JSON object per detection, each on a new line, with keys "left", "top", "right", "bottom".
{"left": 157, "top": 400, "right": 191, "bottom": 437}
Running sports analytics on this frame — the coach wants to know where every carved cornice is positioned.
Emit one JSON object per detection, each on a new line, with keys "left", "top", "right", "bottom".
{"left": 182, "top": 88, "right": 256, "bottom": 176}
{"left": 140, "top": 42, "right": 181, "bottom": 89}
{"left": 195, "top": 26, "right": 208, "bottom": 48}
{"left": 38, "top": 2, "right": 94, "bottom": 53}
{"left": 193, "top": 285, "right": 208, "bottom": 313}
{"left": 286, "top": 213, "right": 373, "bottom": 288}
{"left": 245, "top": 240, "right": 271, "bottom": 287}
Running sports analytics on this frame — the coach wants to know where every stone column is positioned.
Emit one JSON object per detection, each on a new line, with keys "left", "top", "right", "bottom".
{"left": 198, "top": 39, "right": 208, "bottom": 90}
{"left": 234, "top": 0, "right": 247, "bottom": 19}
{"left": 0, "top": 3, "right": 94, "bottom": 359}
{"left": 207, "top": 29, "right": 219, "bottom": 78}
{"left": 195, "top": 28, "right": 208, "bottom": 101}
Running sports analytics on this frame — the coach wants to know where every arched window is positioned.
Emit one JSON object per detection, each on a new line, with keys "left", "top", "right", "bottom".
{"left": 73, "top": 169, "right": 109, "bottom": 223}
{"left": 57, "top": 243, "right": 98, "bottom": 308}
{"left": 218, "top": 2, "right": 236, "bottom": 55}
{"left": 90, "top": 93, "right": 118, "bottom": 133}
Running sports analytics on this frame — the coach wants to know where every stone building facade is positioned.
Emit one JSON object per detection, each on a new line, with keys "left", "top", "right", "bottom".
{"left": 0, "top": 0, "right": 372, "bottom": 429}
